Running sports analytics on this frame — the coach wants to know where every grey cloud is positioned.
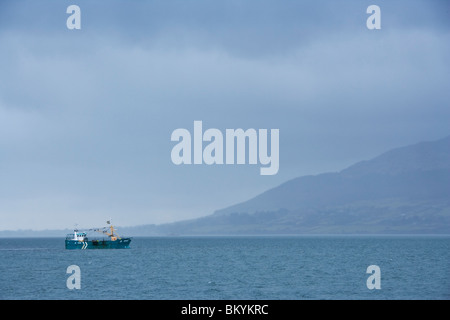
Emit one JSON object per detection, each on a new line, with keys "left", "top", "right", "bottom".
{"left": 0, "top": 0, "right": 449, "bottom": 229}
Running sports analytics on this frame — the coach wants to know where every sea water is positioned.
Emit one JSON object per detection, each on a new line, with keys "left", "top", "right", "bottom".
{"left": 0, "top": 235, "right": 448, "bottom": 300}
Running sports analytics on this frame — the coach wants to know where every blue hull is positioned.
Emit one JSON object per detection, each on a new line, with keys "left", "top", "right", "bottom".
{"left": 65, "top": 238, "right": 131, "bottom": 249}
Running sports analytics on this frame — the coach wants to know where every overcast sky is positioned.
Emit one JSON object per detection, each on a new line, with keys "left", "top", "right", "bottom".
{"left": 0, "top": 0, "right": 449, "bottom": 230}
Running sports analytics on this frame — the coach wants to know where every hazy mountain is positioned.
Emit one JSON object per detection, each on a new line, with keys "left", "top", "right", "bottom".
{"left": 2, "top": 136, "right": 449, "bottom": 237}
{"left": 128, "top": 136, "right": 450, "bottom": 235}
{"left": 213, "top": 136, "right": 450, "bottom": 215}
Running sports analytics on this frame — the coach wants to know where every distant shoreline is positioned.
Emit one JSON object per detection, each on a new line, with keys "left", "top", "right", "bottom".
{"left": 1, "top": 232, "right": 449, "bottom": 238}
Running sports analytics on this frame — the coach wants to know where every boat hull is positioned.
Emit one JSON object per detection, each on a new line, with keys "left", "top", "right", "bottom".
{"left": 65, "top": 238, "right": 132, "bottom": 249}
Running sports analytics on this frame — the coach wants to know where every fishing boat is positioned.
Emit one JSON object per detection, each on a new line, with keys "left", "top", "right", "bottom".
{"left": 65, "top": 220, "right": 131, "bottom": 249}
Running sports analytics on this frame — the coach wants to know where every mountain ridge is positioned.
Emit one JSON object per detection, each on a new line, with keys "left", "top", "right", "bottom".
{"left": 147, "top": 135, "right": 450, "bottom": 235}
{"left": 1, "top": 136, "right": 449, "bottom": 236}
{"left": 212, "top": 136, "right": 450, "bottom": 217}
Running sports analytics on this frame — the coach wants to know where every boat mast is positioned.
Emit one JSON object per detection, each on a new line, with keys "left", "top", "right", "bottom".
{"left": 106, "top": 218, "right": 118, "bottom": 241}
{"left": 107, "top": 218, "right": 113, "bottom": 236}
{"left": 73, "top": 223, "right": 78, "bottom": 239}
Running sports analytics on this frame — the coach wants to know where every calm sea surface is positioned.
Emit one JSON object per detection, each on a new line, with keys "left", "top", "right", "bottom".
{"left": 0, "top": 236, "right": 449, "bottom": 300}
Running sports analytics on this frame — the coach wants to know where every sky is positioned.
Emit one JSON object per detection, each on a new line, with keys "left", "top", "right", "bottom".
{"left": 0, "top": 0, "right": 449, "bottom": 230}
